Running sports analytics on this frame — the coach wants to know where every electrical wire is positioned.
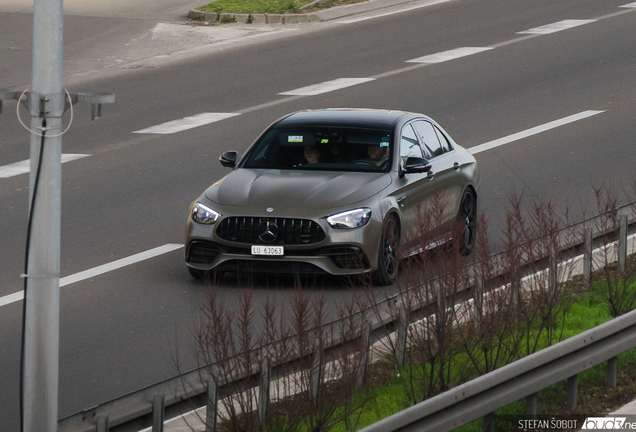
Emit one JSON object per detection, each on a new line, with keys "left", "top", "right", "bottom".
{"left": 20, "top": 118, "right": 47, "bottom": 432}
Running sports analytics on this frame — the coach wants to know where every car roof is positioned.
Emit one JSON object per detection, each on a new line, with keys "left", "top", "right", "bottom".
{"left": 275, "top": 109, "right": 413, "bottom": 130}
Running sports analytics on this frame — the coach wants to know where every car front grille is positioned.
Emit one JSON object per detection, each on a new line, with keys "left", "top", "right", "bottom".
{"left": 216, "top": 217, "right": 326, "bottom": 245}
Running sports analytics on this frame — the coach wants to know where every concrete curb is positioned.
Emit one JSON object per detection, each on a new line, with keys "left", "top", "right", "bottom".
{"left": 187, "top": 0, "right": 442, "bottom": 24}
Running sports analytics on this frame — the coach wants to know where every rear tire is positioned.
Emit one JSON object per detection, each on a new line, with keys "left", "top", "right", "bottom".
{"left": 458, "top": 189, "right": 477, "bottom": 255}
{"left": 373, "top": 215, "right": 399, "bottom": 286}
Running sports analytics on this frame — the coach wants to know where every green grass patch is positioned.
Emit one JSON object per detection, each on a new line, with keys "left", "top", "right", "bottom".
{"left": 196, "top": 0, "right": 312, "bottom": 15}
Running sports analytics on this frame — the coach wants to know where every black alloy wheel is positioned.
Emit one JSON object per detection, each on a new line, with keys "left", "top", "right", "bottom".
{"left": 458, "top": 189, "right": 477, "bottom": 255}
{"left": 374, "top": 215, "right": 399, "bottom": 286}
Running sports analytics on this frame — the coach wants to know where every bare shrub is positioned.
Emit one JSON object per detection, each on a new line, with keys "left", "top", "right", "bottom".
{"left": 374, "top": 190, "right": 473, "bottom": 404}
{"left": 592, "top": 183, "right": 636, "bottom": 317}
{"left": 183, "top": 284, "right": 374, "bottom": 432}
{"left": 458, "top": 214, "right": 522, "bottom": 375}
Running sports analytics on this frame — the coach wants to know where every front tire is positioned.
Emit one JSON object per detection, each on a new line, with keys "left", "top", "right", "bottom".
{"left": 373, "top": 215, "right": 399, "bottom": 286}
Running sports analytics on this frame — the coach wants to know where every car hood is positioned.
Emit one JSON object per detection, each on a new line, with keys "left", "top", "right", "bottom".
{"left": 205, "top": 169, "right": 392, "bottom": 209}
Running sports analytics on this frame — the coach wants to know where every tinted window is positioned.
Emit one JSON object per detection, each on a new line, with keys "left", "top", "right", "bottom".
{"left": 400, "top": 124, "right": 424, "bottom": 164}
{"left": 413, "top": 121, "right": 444, "bottom": 157}
{"left": 243, "top": 127, "right": 392, "bottom": 172}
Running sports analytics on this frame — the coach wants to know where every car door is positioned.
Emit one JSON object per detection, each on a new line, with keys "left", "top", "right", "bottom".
{"left": 393, "top": 122, "right": 437, "bottom": 255}
{"left": 412, "top": 120, "right": 463, "bottom": 231}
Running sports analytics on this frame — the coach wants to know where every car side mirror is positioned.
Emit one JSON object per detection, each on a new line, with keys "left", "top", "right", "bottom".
{"left": 219, "top": 151, "right": 238, "bottom": 168}
{"left": 400, "top": 156, "right": 432, "bottom": 177}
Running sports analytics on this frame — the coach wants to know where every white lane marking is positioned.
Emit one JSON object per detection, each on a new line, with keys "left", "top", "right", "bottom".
{"left": 338, "top": 0, "right": 452, "bottom": 24}
{"left": 278, "top": 78, "right": 375, "bottom": 96}
{"left": 0, "top": 154, "right": 90, "bottom": 178}
{"left": 469, "top": 110, "right": 605, "bottom": 155}
{"left": 0, "top": 291, "right": 25, "bottom": 307}
{"left": 406, "top": 47, "right": 493, "bottom": 64}
{"left": 620, "top": 2, "right": 636, "bottom": 7}
{"left": 0, "top": 244, "right": 184, "bottom": 308}
{"left": 133, "top": 113, "right": 241, "bottom": 134}
{"left": 517, "top": 19, "right": 596, "bottom": 35}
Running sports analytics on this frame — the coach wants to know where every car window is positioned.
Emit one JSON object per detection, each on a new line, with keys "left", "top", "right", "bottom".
{"left": 400, "top": 123, "right": 426, "bottom": 165}
{"left": 434, "top": 126, "right": 452, "bottom": 152}
{"left": 413, "top": 120, "right": 445, "bottom": 157}
{"left": 243, "top": 127, "right": 393, "bottom": 173}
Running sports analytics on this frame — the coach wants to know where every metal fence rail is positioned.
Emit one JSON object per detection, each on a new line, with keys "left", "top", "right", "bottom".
{"left": 58, "top": 207, "right": 636, "bottom": 432}
{"left": 359, "top": 308, "right": 636, "bottom": 432}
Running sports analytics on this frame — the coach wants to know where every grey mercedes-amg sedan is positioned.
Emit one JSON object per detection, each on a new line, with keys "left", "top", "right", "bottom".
{"left": 185, "top": 109, "right": 479, "bottom": 285}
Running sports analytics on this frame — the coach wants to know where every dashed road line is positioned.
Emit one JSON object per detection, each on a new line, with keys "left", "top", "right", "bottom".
{"left": 0, "top": 244, "right": 184, "bottom": 308}
{"left": 278, "top": 78, "right": 375, "bottom": 96}
{"left": 0, "top": 154, "right": 90, "bottom": 178}
{"left": 406, "top": 47, "right": 493, "bottom": 64}
{"left": 517, "top": 19, "right": 597, "bottom": 35}
{"left": 469, "top": 110, "right": 605, "bottom": 155}
{"left": 620, "top": 2, "right": 636, "bottom": 7}
{"left": 133, "top": 113, "right": 241, "bottom": 134}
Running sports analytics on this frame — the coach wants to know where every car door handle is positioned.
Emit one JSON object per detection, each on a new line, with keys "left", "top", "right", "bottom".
{"left": 397, "top": 196, "right": 406, "bottom": 208}
{"left": 453, "top": 162, "right": 460, "bottom": 170}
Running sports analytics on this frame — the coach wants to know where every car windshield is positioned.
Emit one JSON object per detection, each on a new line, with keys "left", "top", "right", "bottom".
{"left": 243, "top": 127, "right": 393, "bottom": 172}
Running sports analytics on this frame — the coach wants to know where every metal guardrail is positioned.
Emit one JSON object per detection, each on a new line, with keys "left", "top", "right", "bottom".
{"left": 57, "top": 207, "right": 636, "bottom": 432}
{"left": 359, "top": 308, "right": 636, "bottom": 432}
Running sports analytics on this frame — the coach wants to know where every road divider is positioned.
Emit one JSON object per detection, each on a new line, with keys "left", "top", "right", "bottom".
{"left": 0, "top": 244, "right": 184, "bottom": 308}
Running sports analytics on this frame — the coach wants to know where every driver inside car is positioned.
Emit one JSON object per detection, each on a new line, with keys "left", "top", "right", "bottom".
{"left": 367, "top": 144, "right": 389, "bottom": 166}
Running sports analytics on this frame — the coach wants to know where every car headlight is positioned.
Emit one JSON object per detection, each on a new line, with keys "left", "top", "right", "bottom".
{"left": 326, "top": 208, "right": 372, "bottom": 229}
{"left": 192, "top": 202, "right": 221, "bottom": 225}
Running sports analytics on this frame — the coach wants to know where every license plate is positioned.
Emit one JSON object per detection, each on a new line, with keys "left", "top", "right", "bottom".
{"left": 251, "top": 245, "right": 284, "bottom": 256}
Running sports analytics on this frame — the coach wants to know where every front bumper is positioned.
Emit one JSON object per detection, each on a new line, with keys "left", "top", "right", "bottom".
{"left": 185, "top": 240, "right": 372, "bottom": 276}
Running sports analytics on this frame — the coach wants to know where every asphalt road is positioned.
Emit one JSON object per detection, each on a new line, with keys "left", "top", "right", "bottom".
{"left": 1, "top": 0, "right": 636, "bottom": 429}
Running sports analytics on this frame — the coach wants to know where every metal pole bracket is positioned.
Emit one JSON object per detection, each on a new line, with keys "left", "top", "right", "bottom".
{"left": 1, "top": 88, "right": 115, "bottom": 120}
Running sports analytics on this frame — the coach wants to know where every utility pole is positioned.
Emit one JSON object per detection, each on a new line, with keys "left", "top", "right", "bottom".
{"left": 22, "top": 0, "right": 64, "bottom": 429}
{"left": 0, "top": 0, "right": 114, "bottom": 430}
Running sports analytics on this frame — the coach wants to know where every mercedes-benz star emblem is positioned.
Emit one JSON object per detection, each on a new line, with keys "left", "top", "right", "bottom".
{"left": 257, "top": 220, "right": 279, "bottom": 243}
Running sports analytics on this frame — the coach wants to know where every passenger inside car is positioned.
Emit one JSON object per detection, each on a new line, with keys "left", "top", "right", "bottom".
{"left": 303, "top": 146, "right": 322, "bottom": 164}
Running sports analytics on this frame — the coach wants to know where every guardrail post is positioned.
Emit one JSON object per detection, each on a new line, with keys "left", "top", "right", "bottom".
{"left": 566, "top": 375, "right": 578, "bottom": 409}
{"left": 152, "top": 394, "right": 165, "bottom": 432}
{"left": 206, "top": 377, "right": 218, "bottom": 432}
{"left": 311, "top": 342, "right": 322, "bottom": 403}
{"left": 395, "top": 308, "right": 408, "bottom": 369}
{"left": 356, "top": 323, "right": 372, "bottom": 390}
{"left": 526, "top": 393, "right": 537, "bottom": 418}
{"left": 549, "top": 244, "right": 557, "bottom": 301}
{"left": 96, "top": 415, "right": 109, "bottom": 432}
{"left": 258, "top": 357, "right": 270, "bottom": 428}
{"left": 474, "top": 279, "right": 483, "bottom": 330}
{"left": 584, "top": 227, "right": 593, "bottom": 288}
{"left": 483, "top": 412, "right": 494, "bottom": 432}
{"left": 619, "top": 215, "right": 628, "bottom": 273}
{"left": 607, "top": 357, "right": 617, "bottom": 390}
